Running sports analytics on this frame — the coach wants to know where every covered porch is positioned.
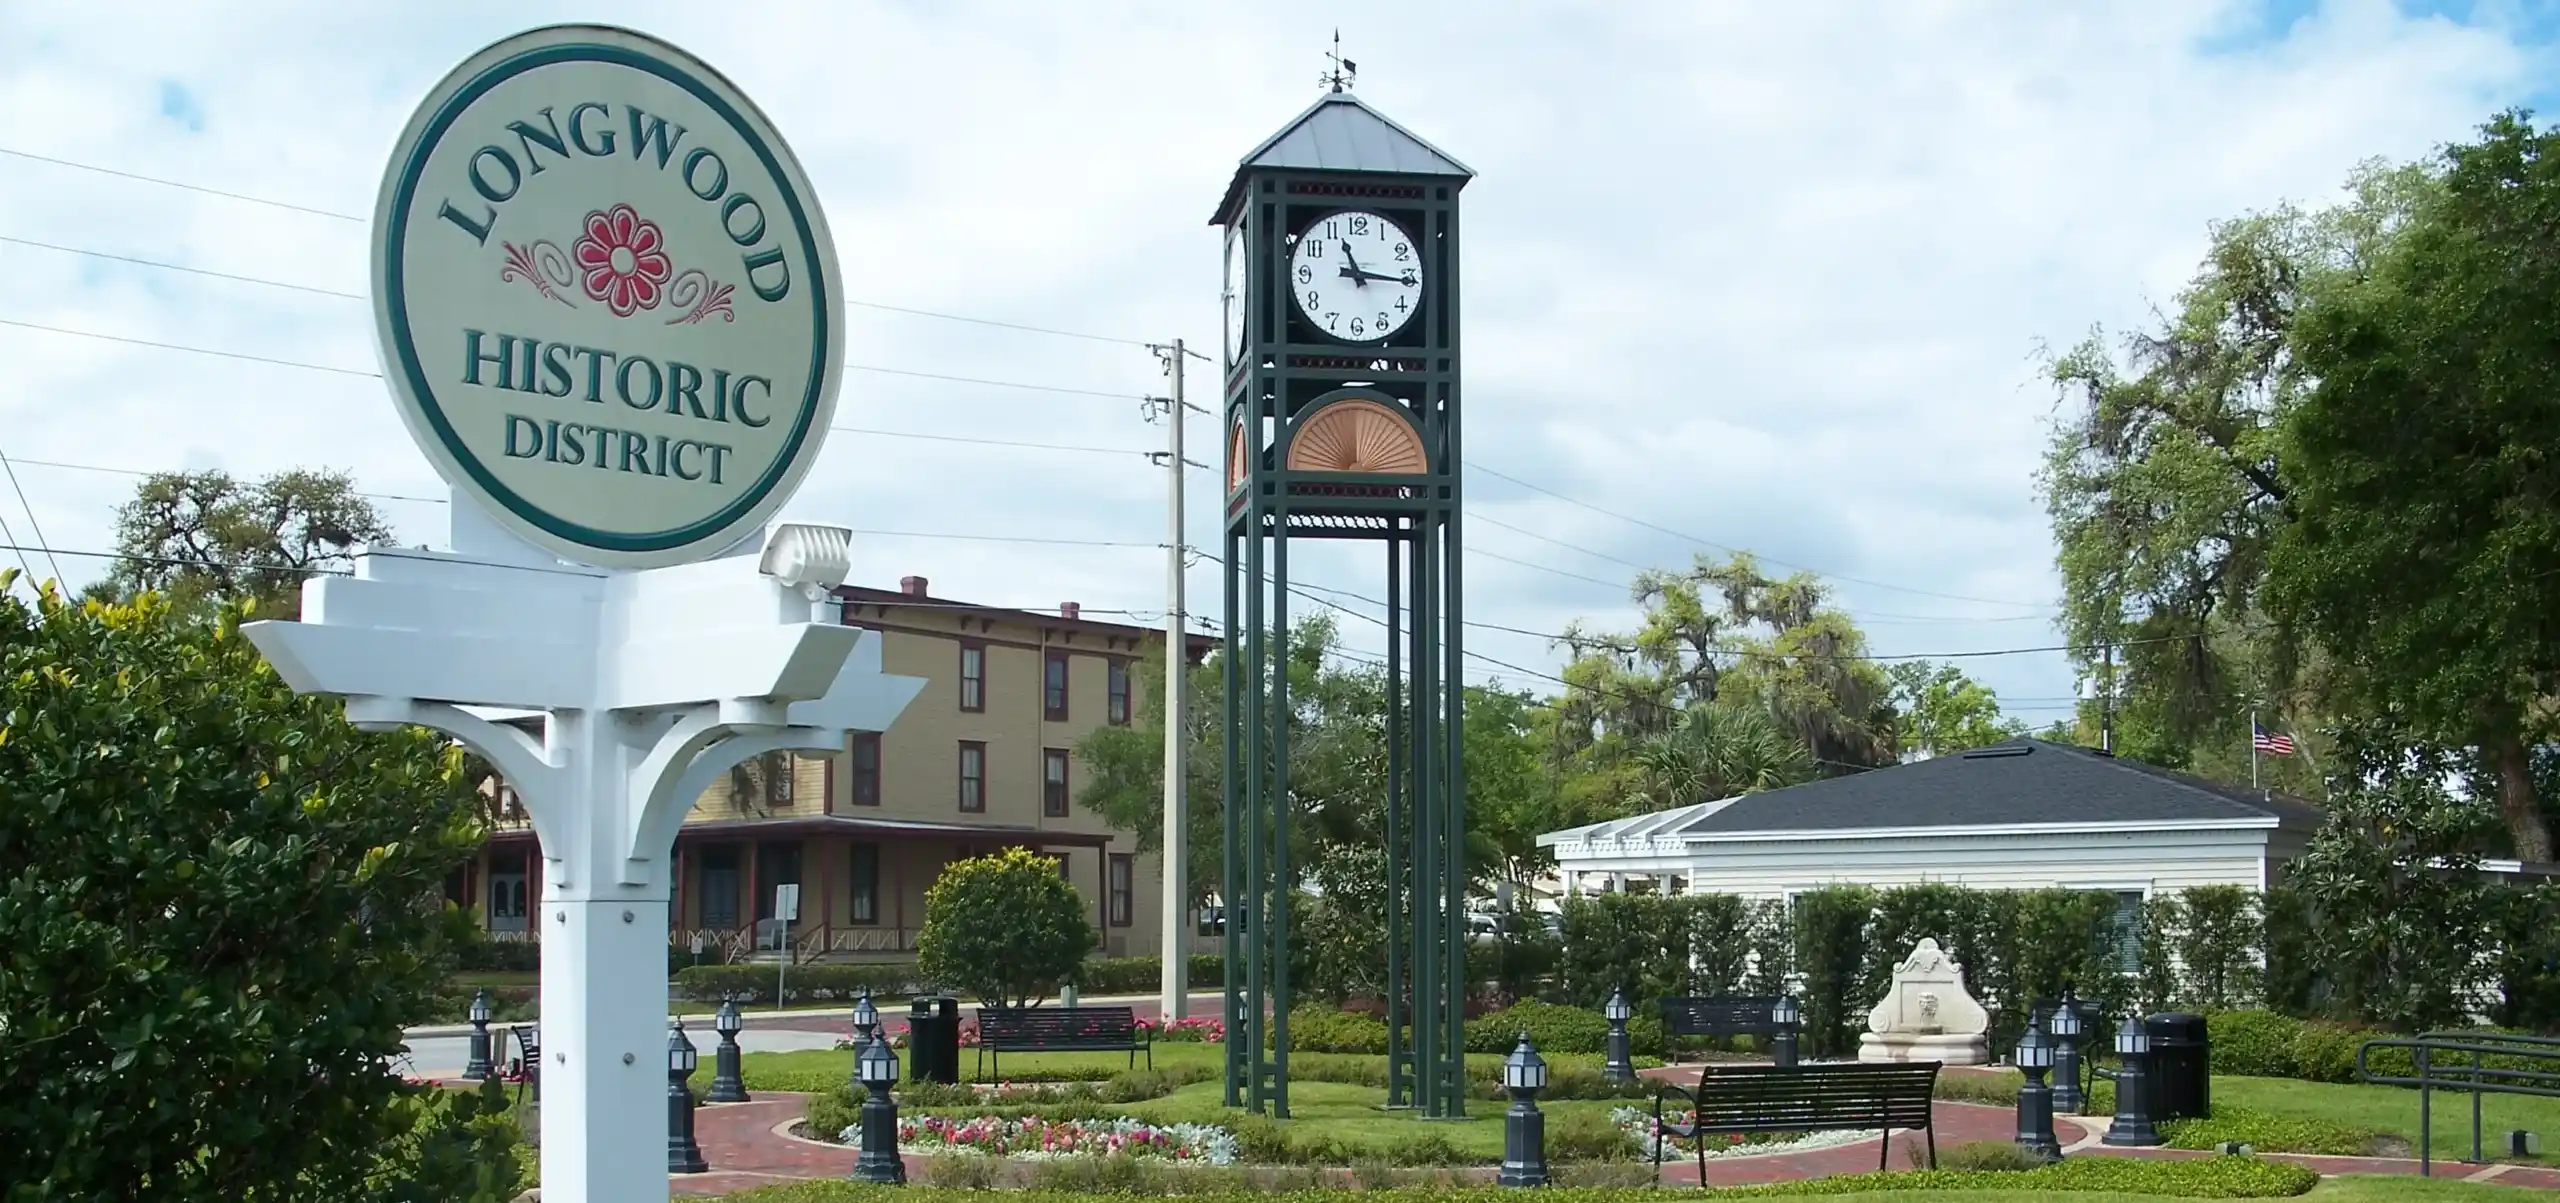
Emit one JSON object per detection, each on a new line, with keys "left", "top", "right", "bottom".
{"left": 470, "top": 815, "right": 1119, "bottom": 964}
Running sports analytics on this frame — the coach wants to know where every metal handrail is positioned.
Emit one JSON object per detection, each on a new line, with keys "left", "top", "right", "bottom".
{"left": 2356, "top": 1032, "right": 2560, "bottom": 1177}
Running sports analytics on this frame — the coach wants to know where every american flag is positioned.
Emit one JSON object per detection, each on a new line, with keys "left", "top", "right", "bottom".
{"left": 2252, "top": 721, "right": 2296, "bottom": 756}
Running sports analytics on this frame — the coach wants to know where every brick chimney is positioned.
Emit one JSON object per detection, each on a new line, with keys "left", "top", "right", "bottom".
{"left": 899, "top": 575, "right": 929, "bottom": 597}
{"left": 1059, "top": 602, "right": 1081, "bottom": 621}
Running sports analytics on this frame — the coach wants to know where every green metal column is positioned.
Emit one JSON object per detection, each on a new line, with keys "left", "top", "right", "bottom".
{"left": 1440, "top": 501, "right": 1468, "bottom": 1116}
{"left": 1384, "top": 532, "right": 1408, "bottom": 1109}
{"left": 1242, "top": 519, "right": 1267, "bottom": 1112}
{"left": 1268, "top": 510, "right": 1293, "bottom": 1118}
{"left": 1221, "top": 529, "right": 1245, "bottom": 1109}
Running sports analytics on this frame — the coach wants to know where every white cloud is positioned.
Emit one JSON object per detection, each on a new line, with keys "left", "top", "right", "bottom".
{"left": 0, "top": 0, "right": 2548, "bottom": 721}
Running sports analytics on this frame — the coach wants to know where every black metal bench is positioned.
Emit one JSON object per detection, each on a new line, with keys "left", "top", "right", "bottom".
{"left": 1660, "top": 995, "right": 1798, "bottom": 1064}
{"left": 1653, "top": 1061, "right": 1941, "bottom": 1180}
{"left": 509, "top": 1024, "right": 540, "bottom": 1106}
{"left": 975, "top": 1005, "right": 1153, "bottom": 1080}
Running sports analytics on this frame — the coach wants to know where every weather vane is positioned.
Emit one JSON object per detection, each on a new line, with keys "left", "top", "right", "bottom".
{"left": 1320, "top": 28, "right": 1357, "bottom": 93}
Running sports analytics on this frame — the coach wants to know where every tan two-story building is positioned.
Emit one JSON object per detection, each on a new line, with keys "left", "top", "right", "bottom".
{"left": 456, "top": 574, "right": 1216, "bottom": 964}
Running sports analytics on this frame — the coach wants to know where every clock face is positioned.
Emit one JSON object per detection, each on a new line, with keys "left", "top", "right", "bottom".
{"left": 1289, "top": 209, "right": 1422, "bottom": 342}
{"left": 1224, "top": 226, "right": 1247, "bottom": 366}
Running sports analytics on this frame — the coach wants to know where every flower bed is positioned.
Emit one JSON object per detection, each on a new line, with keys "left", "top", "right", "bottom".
{"left": 1139, "top": 1016, "right": 1225, "bottom": 1043}
{"left": 870, "top": 1115, "right": 1238, "bottom": 1165}
{"left": 1611, "top": 1106, "right": 1879, "bottom": 1162}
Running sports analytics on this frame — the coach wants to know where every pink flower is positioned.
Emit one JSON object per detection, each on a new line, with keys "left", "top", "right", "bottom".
{"left": 573, "top": 204, "right": 673, "bottom": 317}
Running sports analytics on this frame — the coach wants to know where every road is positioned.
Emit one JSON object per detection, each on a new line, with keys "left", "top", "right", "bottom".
{"left": 400, "top": 1025, "right": 845, "bottom": 1079}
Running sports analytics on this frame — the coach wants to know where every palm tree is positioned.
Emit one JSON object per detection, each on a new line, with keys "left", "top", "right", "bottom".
{"left": 1627, "top": 702, "right": 1816, "bottom": 811}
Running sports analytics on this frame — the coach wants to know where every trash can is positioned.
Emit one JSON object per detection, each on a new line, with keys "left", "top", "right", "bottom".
{"left": 909, "top": 995, "right": 960, "bottom": 1084}
{"left": 2147, "top": 1012, "right": 2211, "bottom": 1121}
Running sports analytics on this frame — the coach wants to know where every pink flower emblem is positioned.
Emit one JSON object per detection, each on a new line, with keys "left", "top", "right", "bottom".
{"left": 573, "top": 204, "right": 673, "bottom": 317}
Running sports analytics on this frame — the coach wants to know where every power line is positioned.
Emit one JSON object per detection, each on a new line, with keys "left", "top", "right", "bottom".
{"left": 1470, "top": 463, "right": 2056, "bottom": 612}
{"left": 0, "top": 315, "right": 1148, "bottom": 403}
{"left": 0, "top": 176, "right": 1158, "bottom": 351}
{"left": 0, "top": 147, "right": 366, "bottom": 223}
{"left": 0, "top": 444, "right": 64, "bottom": 582}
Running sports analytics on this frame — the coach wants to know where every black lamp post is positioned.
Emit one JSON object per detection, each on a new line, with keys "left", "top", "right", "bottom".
{"left": 1498, "top": 1033, "right": 1550, "bottom": 1187}
{"left": 2103, "top": 1012, "right": 2162, "bottom": 1147}
{"left": 668, "top": 1020, "right": 709, "bottom": 1174}
{"left": 1772, "top": 994, "right": 1802, "bottom": 1069}
{"left": 707, "top": 993, "right": 750, "bottom": 1103}
{"left": 852, "top": 990, "right": 880, "bottom": 1047}
{"left": 851, "top": 1031, "right": 906, "bottom": 1185}
{"left": 462, "top": 988, "right": 494, "bottom": 1081}
{"left": 1602, "top": 987, "right": 1636, "bottom": 1083}
{"left": 2013, "top": 1024, "right": 2062, "bottom": 1163}
{"left": 2049, "top": 988, "right": 2088, "bottom": 1115}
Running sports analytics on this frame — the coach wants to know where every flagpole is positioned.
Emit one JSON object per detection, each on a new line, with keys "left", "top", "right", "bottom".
{"left": 2250, "top": 707, "right": 2259, "bottom": 791}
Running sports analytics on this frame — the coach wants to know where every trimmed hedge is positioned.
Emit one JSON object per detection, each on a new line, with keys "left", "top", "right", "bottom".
{"left": 2206, "top": 1008, "right": 2551, "bottom": 1085}
{"left": 668, "top": 954, "right": 1229, "bottom": 1006}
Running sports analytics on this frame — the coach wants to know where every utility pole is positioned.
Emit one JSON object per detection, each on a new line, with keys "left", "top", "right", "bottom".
{"left": 1150, "top": 340, "right": 1190, "bottom": 1021}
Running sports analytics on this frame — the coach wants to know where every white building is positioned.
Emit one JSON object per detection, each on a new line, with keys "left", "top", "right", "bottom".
{"left": 1537, "top": 739, "right": 2331, "bottom": 912}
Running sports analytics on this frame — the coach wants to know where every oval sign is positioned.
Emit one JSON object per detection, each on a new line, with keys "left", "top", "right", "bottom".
{"left": 373, "top": 24, "right": 842, "bottom": 569}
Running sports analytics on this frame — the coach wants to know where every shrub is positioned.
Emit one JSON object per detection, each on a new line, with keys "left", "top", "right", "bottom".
{"left": 1076, "top": 953, "right": 1228, "bottom": 995}
{"left": 671, "top": 961, "right": 919, "bottom": 1005}
{"left": 2207, "top": 1009, "right": 2309, "bottom": 1079}
{"left": 916, "top": 847, "right": 1096, "bottom": 1009}
{"left": 2160, "top": 1107, "right": 2376, "bottom": 1156}
{"left": 368, "top": 1079, "right": 531, "bottom": 1202}
{"left": 1465, "top": 999, "right": 1611, "bottom": 1055}
{"left": 1700, "top": 1152, "right": 2318, "bottom": 1197}
{"left": 1936, "top": 1140, "right": 2043, "bottom": 1172}
{"left": 0, "top": 588, "right": 490, "bottom": 1199}
{"left": 2177, "top": 885, "right": 2265, "bottom": 1010}
{"left": 1790, "top": 885, "right": 1877, "bottom": 1058}
{"left": 1278, "top": 1006, "right": 1388, "bottom": 1054}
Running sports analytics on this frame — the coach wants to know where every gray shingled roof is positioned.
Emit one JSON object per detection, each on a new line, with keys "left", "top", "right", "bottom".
{"left": 1210, "top": 91, "right": 1474, "bottom": 223}
{"left": 1666, "top": 739, "right": 2327, "bottom": 835}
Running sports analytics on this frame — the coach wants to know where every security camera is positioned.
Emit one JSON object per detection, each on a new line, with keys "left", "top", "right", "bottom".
{"left": 757, "top": 523, "right": 854, "bottom": 602}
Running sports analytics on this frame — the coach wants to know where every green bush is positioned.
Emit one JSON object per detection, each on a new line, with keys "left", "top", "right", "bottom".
{"left": 368, "top": 1079, "right": 532, "bottom": 1202}
{"left": 1935, "top": 1140, "right": 2044, "bottom": 1172}
{"left": 1791, "top": 885, "right": 1877, "bottom": 1058}
{"left": 916, "top": 847, "right": 1097, "bottom": 1009}
{"left": 2208, "top": 1009, "right": 2310, "bottom": 1078}
{"left": 671, "top": 961, "right": 921, "bottom": 1005}
{"left": 2177, "top": 885, "right": 2265, "bottom": 1010}
{"left": 1464, "top": 999, "right": 1610, "bottom": 1055}
{"left": 1276, "top": 1006, "right": 1388, "bottom": 1054}
{"left": 1702, "top": 1152, "right": 2318, "bottom": 1197}
{"left": 2161, "top": 1106, "right": 2376, "bottom": 1155}
{"left": 0, "top": 587, "right": 492, "bottom": 1199}
{"left": 1074, "top": 954, "right": 1228, "bottom": 995}
{"left": 426, "top": 983, "right": 538, "bottom": 1024}
{"left": 453, "top": 932, "right": 541, "bottom": 973}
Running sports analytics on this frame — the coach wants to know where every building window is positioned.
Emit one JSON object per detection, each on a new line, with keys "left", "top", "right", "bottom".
{"left": 958, "top": 741, "right": 986, "bottom": 812}
{"left": 1108, "top": 854, "right": 1135, "bottom": 927}
{"left": 1044, "top": 649, "right": 1070, "bottom": 721}
{"left": 2111, "top": 890, "right": 2145, "bottom": 973}
{"left": 1043, "top": 748, "right": 1071, "bottom": 817}
{"left": 959, "top": 642, "right": 986, "bottom": 713}
{"left": 849, "top": 733, "right": 881, "bottom": 807}
{"left": 1107, "top": 659, "right": 1131, "bottom": 726}
{"left": 849, "top": 842, "right": 880, "bottom": 925}
{"left": 697, "top": 845, "right": 740, "bottom": 930}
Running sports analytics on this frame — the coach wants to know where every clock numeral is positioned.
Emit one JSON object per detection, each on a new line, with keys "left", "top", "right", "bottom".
{"left": 1322, "top": 220, "right": 1338, "bottom": 239}
{"left": 1305, "top": 289, "right": 1322, "bottom": 309}
{"left": 1304, "top": 239, "right": 1325, "bottom": 259}
{"left": 1376, "top": 312, "right": 1390, "bottom": 332}
{"left": 1395, "top": 295, "right": 1408, "bottom": 313}
{"left": 1400, "top": 269, "right": 1417, "bottom": 287}
{"left": 1325, "top": 312, "right": 1339, "bottom": 330}
{"left": 1349, "top": 215, "right": 1369, "bottom": 236}
{"left": 1296, "top": 265, "right": 1313, "bottom": 285}
{"left": 1394, "top": 242, "right": 1411, "bottom": 261}
{"left": 1349, "top": 316, "right": 1366, "bottom": 337}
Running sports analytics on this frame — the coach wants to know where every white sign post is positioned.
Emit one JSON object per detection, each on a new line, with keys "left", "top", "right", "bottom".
{"left": 239, "top": 25, "right": 921, "bottom": 1203}
{"left": 773, "top": 882, "right": 801, "bottom": 1007}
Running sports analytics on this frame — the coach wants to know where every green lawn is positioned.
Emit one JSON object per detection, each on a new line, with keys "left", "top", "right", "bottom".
{"left": 1947, "top": 1067, "right": 2560, "bottom": 1165}
{"left": 2210, "top": 1074, "right": 2560, "bottom": 1164}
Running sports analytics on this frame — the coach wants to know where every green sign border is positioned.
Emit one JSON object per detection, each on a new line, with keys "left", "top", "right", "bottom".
{"left": 382, "top": 38, "right": 831, "bottom": 557}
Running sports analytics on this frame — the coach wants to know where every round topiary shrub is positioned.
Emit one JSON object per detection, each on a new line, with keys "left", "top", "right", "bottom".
{"left": 915, "top": 847, "right": 1095, "bottom": 1009}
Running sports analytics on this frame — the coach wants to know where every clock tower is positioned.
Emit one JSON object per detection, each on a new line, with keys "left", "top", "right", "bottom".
{"left": 1213, "top": 74, "right": 1473, "bottom": 1119}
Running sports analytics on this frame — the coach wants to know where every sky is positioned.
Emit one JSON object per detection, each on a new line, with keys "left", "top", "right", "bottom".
{"left": 1, "top": 0, "right": 2555, "bottom": 728}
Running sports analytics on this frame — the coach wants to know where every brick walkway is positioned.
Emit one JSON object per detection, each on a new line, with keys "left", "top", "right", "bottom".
{"left": 463, "top": 1081, "right": 2560, "bottom": 1195}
